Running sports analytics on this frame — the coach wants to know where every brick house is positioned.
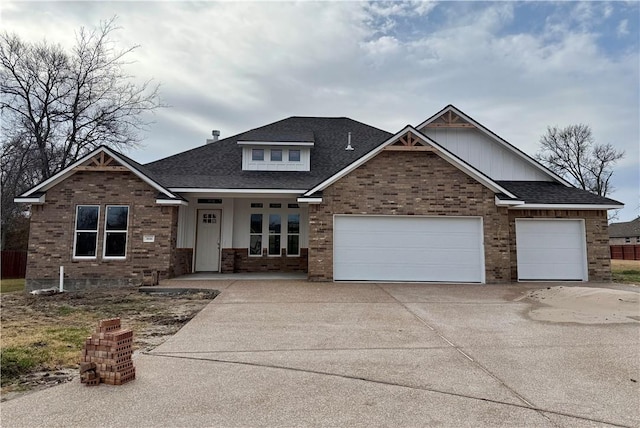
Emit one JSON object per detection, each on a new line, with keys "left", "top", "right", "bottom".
{"left": 609, "top": 217, "right": 640, "bottom": 245}
{"left": 16, "top": 105, "right": 623, "bottom": 290}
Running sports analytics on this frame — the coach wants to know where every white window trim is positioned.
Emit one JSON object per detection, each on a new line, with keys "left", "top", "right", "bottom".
{"left": 73, "top": 205, "right": 100, "bottom": 259}
{"left": 102, "top": 205, "right": 129, "bottom": 260}
{"left": 267, "top": 213, "right": 282, "bottom": 257}
{"left": 270, "top": 149, "right": 283, "bottom": 162}
{"left": 288, "top": 149, "right": 301, "bottom": 162}
{"left": 251, "top": 148, "right": 264, "bottom": 161}
{"left": 249, "top": 203, "right": 301, "bottom": 257}
{"left": 249, "top": 213, "right": 263, "bottom": 257}
{"left": 286, "top": 213, "right": 300, "bottom": 257}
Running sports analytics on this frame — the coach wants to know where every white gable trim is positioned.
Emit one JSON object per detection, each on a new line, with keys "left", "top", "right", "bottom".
{"left": 495, "top": 197, "right": 525, "bottom": 207}
{"left": 14, "top": 194, "right": 46, "bottom": 204}
{"left": 237, "top": 141, "right": 314, "bottom": 147}
{"left": 417, "top": 105, "right": 572, "bottom": 187}
{"left": 303, "top": 125, "right": 517, "bottom": 199}
{"left": 20, "top": 146, "right": 177, "bottom": 200}
{"left": 169, "top": 188, "right": 305, "bottom": 194}
{"left": 510, "top": 203, "right": 623, "bottom": 210}
{"left": 297, "top": 197, "right": 323, "bottom": 204}
{"left": 155, "top": 199, "right": 189, "bottom": 206}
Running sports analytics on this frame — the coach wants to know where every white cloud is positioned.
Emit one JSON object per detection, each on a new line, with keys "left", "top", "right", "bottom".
{"left": 2, "top": 1, "right": 638, "bottom": 220}
{"left": 617, "top": 19, "right": 630, "bottom": 37}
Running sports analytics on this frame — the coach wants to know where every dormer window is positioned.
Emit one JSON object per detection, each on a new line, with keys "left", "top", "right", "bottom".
{"left": 252, "top": 149, "right": 264, "bottom": 161}
{"left": 238, "top": 131, "right": 313, "bottom": 171}
{"left": 289, "top": 150, "right": 300, "bottom": 162}
{"left": 271, "top": 149, "right": 282, "bottom": 162}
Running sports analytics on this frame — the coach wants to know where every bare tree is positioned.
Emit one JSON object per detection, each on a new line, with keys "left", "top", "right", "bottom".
{"left": 0, "top": 17, "right": 163, "bottom": 249}
{"left": 535, "top": 124, "right": 624, "bottom": 197}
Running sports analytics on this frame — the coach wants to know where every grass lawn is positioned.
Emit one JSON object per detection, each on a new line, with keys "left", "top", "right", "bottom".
{"left": 611, "top": 259, "right": 640, "bottom": 284}
{"left": 1, "top": 278, "right": 25, "bottom": 293}
{"left": 0, "top": 287, "right": 217, "bottom": 397}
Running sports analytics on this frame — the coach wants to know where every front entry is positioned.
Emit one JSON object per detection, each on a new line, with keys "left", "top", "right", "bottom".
{"left": 195, "top": 209, "right": 221, "bottom": 272}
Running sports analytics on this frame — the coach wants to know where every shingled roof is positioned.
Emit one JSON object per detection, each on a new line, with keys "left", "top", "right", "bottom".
{"left": 496, "top": 181, "right": 623, "bottom": 206}
{"left": 144, "top": 116, "right": 392, "bottom": 189}
{"left": 609, "top": 217, "right": 640, "bottom": 238}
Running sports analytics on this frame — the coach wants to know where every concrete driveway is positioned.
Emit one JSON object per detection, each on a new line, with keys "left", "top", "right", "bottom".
{"left": 2, "top": 281, "right": 639, "bottom": 427}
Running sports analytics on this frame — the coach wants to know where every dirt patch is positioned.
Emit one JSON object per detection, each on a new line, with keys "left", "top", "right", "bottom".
{"left": 520, "top": 286, "right": 640, "bottom": 324}
{"left": 0, "top": 287, "right": 218, "bottom": 401}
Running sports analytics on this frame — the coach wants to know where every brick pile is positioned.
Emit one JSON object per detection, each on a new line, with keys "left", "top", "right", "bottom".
{"left": 80, "top": 318, "right": 135, "bottom": 386}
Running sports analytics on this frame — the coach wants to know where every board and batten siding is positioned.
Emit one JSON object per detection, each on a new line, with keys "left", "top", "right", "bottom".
{"left": 176, "top": 198, "right": 234, "bottom": 249}
{"left": 241, "top": 147, "right": 311, "bottom": 171}
{"left": 422, "top": 127, "right": 552, "bottom": 181}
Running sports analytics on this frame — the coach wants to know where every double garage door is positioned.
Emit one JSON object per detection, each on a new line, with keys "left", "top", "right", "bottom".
{"left": 334, "top": 216, "right": 484, "bottom": 282}
{"left": 333, "top": 216, "right": 588, "bottom": 282}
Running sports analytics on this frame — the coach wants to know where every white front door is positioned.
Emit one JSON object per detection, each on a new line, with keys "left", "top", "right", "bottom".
{"left": 195, "top": 209, "right": 221, "bottom": 272}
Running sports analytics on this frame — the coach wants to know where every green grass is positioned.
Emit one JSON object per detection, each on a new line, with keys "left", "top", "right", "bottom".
{"left": 612, "top": 269, "right": 640, "bottom": 284}
{"left": 44, "top": 327, "right": 89, "bottom": 345}
{"left": 611, "top": 260, "right": 640, "bottom": 284}
{"left": 55, "top": 305, "right": 77, "bottom": 316}
{"left": 0, "top": 346, "right": 50, "bottom": 384}
{"left": 0, "top": 278, "right": 25, "bottom": 293}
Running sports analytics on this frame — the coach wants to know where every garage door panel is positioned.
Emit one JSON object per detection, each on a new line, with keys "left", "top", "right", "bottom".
{"left": 336, "top": 235, "right": 479, "bottom": 251}
{"left": 517, "top": 249, "right": 584, "bottom": 264}
{"left": 334, "top": 260, "right": 481, "bottom": 282}
{"left": 516, "top": 220, "right": 587, "bottom": 281}
{"left": 334, "top": 216, "right": 484, "bottom": 282}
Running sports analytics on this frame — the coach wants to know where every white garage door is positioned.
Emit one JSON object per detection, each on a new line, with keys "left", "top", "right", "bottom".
{"left": 333, "top": 216, "right": 484, "bottom": 282}
{"left": 515, "top": 219, "right": 587, "bottom": 281}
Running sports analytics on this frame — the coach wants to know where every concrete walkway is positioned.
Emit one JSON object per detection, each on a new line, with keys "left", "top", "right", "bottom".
{"left": 2, "top": 281, "right": 639, "bottom": 427}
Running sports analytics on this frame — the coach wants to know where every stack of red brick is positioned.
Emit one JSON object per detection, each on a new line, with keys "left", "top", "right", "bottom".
{"left": 80, "top": 318, "right": 135, "bottom": 386}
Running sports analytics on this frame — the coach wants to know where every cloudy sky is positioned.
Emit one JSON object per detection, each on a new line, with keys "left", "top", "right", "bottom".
{"left": 3, "top": 1, "right": 639, "bottom": 221}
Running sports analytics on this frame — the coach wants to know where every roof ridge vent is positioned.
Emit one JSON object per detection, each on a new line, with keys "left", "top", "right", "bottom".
{"left": 345, "top": 132, "right": 354, "bottom": 151}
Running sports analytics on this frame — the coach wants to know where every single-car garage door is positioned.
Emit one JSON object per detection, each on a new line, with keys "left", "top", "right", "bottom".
{"left": 515, "top": 219, "right": 587, "bottom": 281}
{"left": 333, "top": 215, "right": 484, "bottom": 282}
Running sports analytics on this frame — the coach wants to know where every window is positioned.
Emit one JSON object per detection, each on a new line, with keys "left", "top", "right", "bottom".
{"left": 252, "top": 149, "right": 264, "bottom": 161}
{"left": 270, "top": 149, "right": 282, "bottom": 161}
{"left": 287, "top": 214, "right": 300, "bottom": 256}
{"left": 74, "top": 205, "right": 99, "bottom": 258}
{"left": 249, "top": 203, "right": 301, "bottom": 257}
{"left": 268, "top": 214, "right": 281, "bottom": 255}
{"left": 104, "top": 206, "right": 129, "bottom": 258}
{"left": 288, "top": 149, "right": 300, "bottom": 162}
{"left": 625, "top": 237, "right": 631, "bottom": 243}
{"left": 250, "top": 214, "right": 263, "bottom": 256}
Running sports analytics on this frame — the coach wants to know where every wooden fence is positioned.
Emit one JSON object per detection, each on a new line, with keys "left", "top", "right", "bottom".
{"left": 610, "top": 245, "right": 640, "bottom": 261}
{"left": 1, "top": 250, "right": 27, "bottom": 279}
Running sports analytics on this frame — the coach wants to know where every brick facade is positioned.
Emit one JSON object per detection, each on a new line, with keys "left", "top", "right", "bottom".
{"left": 220, "top": 248, "right": 308, "bottom": 273}
{"left": 172, "top": 248, "right": 194, "bottom": 277}
{"left": 508, "top": 210, "right": 611, "bottom": 282}
{"left": 24, "top": 150, "right": 613, "bottom": 287}
{"left": 307, "top": 150, "right": 611, "bottom": 283}
{"left": 308, "top": 151, "right": 511, "bottom": 282}
{"left": 26, "top": 170, "right": 179, "bottom": 291}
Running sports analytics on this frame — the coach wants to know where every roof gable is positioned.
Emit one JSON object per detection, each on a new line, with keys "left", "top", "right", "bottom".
{"left": 17, "top": 146, "right": 178, "bottom": 201}
{"left": 417, "top": 105, "right": 571, "bottom": 185}
{"left": 303, "top": 126, "right": 517, "bottom": 198}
